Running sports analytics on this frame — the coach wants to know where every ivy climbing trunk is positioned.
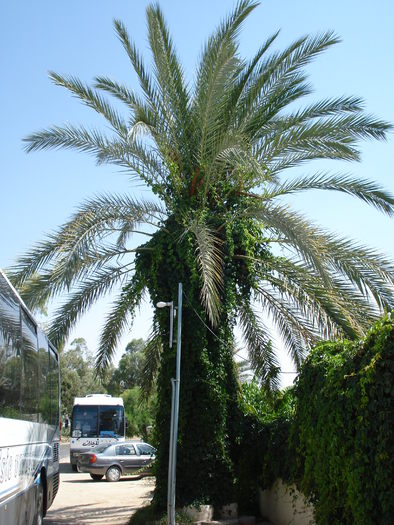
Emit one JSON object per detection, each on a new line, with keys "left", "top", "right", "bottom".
{"left": 135, "top": 219, "right": 241, "bottom": 509}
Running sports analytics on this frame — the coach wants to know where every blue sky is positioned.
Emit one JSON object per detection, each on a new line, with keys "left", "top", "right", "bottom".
{"left": 1, "top": 0, "right": 393, "bottom": 373}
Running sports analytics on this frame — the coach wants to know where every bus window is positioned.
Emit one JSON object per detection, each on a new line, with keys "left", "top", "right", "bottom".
{"left": 0, "top": 284, "right": 21, "bottom": 419}
{"left": 21, "top": 308, "right": 39, "bottom": 421}
{"left": 38, "top": 331, "right": 50, "bottom": 423}
{"left": 72, "top": 405, "right": 98, "bottom": 438}
{"left": 49, "top": 346, "right": 59, "bottom": 426}
{"left": 99, "top": 405, "right": 125, "bottom": 438}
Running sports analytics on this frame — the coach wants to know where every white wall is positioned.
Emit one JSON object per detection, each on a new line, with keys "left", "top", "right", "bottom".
{"left": 259, "top": 479, "right": 315, "bottom": 525}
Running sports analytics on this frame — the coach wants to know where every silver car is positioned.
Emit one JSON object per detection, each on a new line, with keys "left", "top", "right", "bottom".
{"left": 77, "top": 440, "right": 156, "bottom": 482}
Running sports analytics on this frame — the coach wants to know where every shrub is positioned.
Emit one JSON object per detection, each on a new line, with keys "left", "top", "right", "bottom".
{"left": 238, "top": 313, "right": 394, "bottom": 524}
{"left": 121, "top": 387, "right": 157, "bottom": 441}
{"left": 236, "top": 383, "right": 295, "bottom": 513}
{"left": 292, "top": 312, "right": 394, "bottom": 525}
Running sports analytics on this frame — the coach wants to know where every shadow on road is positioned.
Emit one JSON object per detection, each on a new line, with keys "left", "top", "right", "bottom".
{"left": 63, "top": 475, "right": 151, "bottom": 484}
{"left": 59, "top": 463, "right": 73, "bottom": 474}
{"left": 44, "top": 503, "right": 144, "bottom": 524}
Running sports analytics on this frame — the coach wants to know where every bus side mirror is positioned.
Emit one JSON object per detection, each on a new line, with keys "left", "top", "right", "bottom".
{"left": 125, "top": 418, "right": 129, "bottom": 429}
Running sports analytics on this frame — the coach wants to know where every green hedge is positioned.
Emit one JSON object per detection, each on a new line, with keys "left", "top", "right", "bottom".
{"left": 238, "top": 313, "right": 394, "bottom": 524}
{"left": 236, "top": 384, "right": 295, "bottom": 514}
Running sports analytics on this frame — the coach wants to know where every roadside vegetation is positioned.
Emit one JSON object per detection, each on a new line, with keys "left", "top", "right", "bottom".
{"left": 9, "top": 0, "right": 394, "bottom": 515}
{"left": 238, "top": 313, "right": 394, "bottom": 523}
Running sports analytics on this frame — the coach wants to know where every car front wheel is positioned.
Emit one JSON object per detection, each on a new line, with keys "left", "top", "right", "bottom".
{"left": 106, "top": 466, "right": 121, "bottom": 482}
{"left": 90, "top": 473, "right": 103, "bottom": 481}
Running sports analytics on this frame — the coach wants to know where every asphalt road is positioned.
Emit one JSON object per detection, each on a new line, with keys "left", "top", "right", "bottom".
{"left": 59, "top": 442, "right": 70, "bottom": 461}
{"left": 44, "top": 444, "right": 155, "bottom": 525}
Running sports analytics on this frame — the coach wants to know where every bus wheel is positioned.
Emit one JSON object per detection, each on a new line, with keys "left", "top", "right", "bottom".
{"left": 35, "top": 481, "right": 44, "bottom": 525}
{"left": 90, "top": 473, "right": 103, "bottom": 481}
{"left": 106, "top": 466, "right": 121, "bottom": 482}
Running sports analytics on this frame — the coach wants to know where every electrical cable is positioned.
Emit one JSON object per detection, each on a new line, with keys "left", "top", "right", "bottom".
{"left": 182, "top": 289, "right": 298, "bottom": 374}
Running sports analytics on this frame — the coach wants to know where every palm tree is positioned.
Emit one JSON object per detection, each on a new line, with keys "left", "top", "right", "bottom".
{"left": 10, "top": 0, "right": 394, "bottom": 509}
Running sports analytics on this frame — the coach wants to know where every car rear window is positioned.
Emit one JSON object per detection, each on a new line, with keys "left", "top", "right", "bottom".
{"left": 136, "top": 444, "right": 156, "bottom": 455}
{"left": 94, "top": 444, "right": 111, "bottom": 453}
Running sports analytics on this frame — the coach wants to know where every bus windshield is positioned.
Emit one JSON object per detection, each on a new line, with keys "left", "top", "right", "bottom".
{"left": 72, "top": 404, "right": 124, "bottom": 438}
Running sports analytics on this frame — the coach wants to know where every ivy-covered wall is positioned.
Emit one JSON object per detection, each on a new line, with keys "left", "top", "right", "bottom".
{"left": 238, "top": 313, "right": 394, "bottom": 525}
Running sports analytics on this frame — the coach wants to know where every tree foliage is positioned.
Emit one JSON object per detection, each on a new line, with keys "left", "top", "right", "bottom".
{"left": 122, "top": 386, "right": 156, "bottom": 441}
{"left": 115, "top": 338, "right": 145, "bottom": 389}
{"left": 60, "top": 338, "right": 106, "bottom": 416}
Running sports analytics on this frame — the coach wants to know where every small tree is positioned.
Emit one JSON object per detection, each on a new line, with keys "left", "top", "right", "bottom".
{"left": 122, "top": 387, "right": 157, "bottom": 440}
{"left": 112, "top": 338, "right": 146, "bottom": 391}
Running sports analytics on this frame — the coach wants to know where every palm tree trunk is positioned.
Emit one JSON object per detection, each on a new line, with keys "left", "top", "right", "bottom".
{"left": 136, "top": 226, "right": 240, "bottom": 509}
{"left": 153, "top": 290, "right": 240, "bottom": 509}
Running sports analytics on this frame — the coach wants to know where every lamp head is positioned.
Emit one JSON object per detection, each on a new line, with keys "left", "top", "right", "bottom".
{"left": 156, "top": 301, "right": 172, "bottom": 308}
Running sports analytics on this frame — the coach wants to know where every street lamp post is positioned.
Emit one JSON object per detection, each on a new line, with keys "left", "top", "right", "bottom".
{"left": 157, "top": 282, "right": 183, "bottom": 525}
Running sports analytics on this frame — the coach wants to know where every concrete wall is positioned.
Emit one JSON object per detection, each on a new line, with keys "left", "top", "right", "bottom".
{"left": 259, "top": 479, "right": 315, "bottom": 525}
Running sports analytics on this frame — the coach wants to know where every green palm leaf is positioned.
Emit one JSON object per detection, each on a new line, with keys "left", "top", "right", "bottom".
{"left": 263, "top": 172, "right": 394, "bottom": 216}
{"left": 140, "top": 323, "right": 163, "bottom": 399}
{"left": 96, "top": 274, "right": 145, "bottom": 371}
{"left": 187, "top": 218, "right": 224, "bottom": 327}
{"left": 238, "top": 299, "right": 280, "bottom": 390}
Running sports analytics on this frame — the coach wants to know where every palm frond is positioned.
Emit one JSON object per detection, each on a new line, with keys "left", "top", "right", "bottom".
{"left": 8, "top": 237, "right": 60, "bottom": 288}
{"left": 237, "top": 32, "right": 340, "bottom": 136}
{"left": 186, "top": 218, "right": 224, "bottom": 326}
{"left": 47, "top": 265, "right": 130, "bottom": 349}
{"left": 261, "top": 256, "right": 377, "bottom": 338}
{"left": 140, "top": 322, "right": 163, "bottom": 399}
{"left": 238, "top": 299, "right": 280, "bottom": 391}
{"left": 24, "top": 124, "right": 111, "bottom": 155}
{"left": 9, "top": 196, "right": 165, "bottom": 311}
{"left": 14, "top": 271, "right": 54, "bottom": 311}
{"left": 146, "top": 4, "right": 190, "bottom": 139}
{"left": 113, "top": 19, "right": 165, "bottom": 128}
{"left": 262, "top": 172, "right": 394, "bottom": 216}
{"left": 56, "top": 194, "right": 166, "bottom": 250}
{"left": 250, "top": 203, "right": 394, "bottom": 308}
{"left": 48, "top": 72, "right": 128, "bottom": 136}
{"left": 226, "top": 30, "right": 280, "bottom": 115}
{"left": 94, "top": 76, "right": 144, "bottom": 110}
{"left": 259, "top": 113, "right": 391, "bottom": 168}
{"left": 255, "top": 284, "right": 311, "bottom": 370}
{"left": 194, "top": 1, "right": 258, "bottom": 170}
{"left": 96, "top": 274, "right": 145, "bottom": 372}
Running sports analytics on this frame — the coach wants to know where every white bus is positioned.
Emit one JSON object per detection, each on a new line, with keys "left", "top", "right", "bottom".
{"left": 70, "top": 394, "right": 126, "bottom": 470}
{"left": 0, "top": 270, "right": 60, "bottom": 525}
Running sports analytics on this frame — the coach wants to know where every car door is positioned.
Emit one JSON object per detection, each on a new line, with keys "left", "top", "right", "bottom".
{"left": 116, "top": 444, "right": 143, "bottom": 474}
